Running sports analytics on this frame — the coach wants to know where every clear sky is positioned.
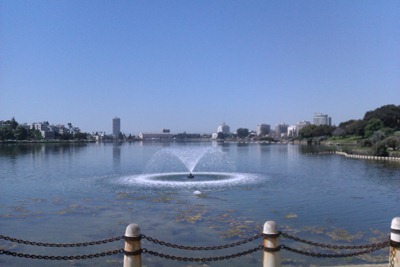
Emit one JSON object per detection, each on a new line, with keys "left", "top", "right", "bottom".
{"left": 1, "top": 1, "right": 399, "bottom": 134}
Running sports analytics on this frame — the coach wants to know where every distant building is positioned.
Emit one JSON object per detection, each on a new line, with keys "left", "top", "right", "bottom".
{"left": 256, "top": 124, "right": 271, "bottom": 136}
{"left": 31, "top": 122, "right": 54, "bottom": 139}
{"left": 138, "top": 133, "right": 172, "bottom": 140}
{"left": 287, "top": 125, "right": 297, "bottom": 137}
{"left": 217, "top": 122, "right": 230, "bottom": 134}
{"left": 296, "top": 121, "right": 311, "bottom": 135}
{"left": 113, "top": 117, "right": 121, "bottom": 138}
{"left": 52, "top": 124, "right": 68, "bottom": 135}
{"left": 275, "top": 123, "right": 288, "bottom": 138}
{"left": 313, "top": 113, "right": 331, "bottom": 126}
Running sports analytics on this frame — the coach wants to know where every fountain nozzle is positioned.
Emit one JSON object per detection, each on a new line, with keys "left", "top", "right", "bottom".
{"left": 187, "top": 173, "right": 194, "bottom": 179}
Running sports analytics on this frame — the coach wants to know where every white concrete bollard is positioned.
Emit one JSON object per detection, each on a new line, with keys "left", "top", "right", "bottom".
{"left": 390, "top": 217, "right": 400, "bottom": 267}
{"left": 124, "top": 224, "right": 142, "bottom": 267}
{"left": 263, "top": 221, "right": 281, "bottom": 267}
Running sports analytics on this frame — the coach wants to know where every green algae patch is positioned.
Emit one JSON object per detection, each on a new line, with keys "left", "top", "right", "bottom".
{"left": 284, "top": 213, "right": 298, "bottom": 219}
{"left": 326, "top": 228, "right": 364, "bottom": 242}
{"left": 220, "top": 220, "right": 259, "bottom": 239}
{"left": 176, "top": 206, "right": 208, "bottom": 224}
{"left": 147, "top": 193, "right": 179, "bottom": 203}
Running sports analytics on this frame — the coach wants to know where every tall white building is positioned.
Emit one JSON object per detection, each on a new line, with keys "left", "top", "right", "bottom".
{"left": 217, "top": 122, "right": 230, "bottom": 134}
{"left": 112, "top": 117, "right": 121, "bottom": 138}
{"left": 313, "top": 113, "right": 331, "bottom": 126}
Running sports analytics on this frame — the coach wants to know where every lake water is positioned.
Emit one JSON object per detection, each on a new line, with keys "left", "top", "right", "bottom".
{"left": 1, "top": 142, "right": 399, "bottom": 266}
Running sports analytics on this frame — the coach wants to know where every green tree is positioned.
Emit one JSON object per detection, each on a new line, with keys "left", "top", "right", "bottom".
{"left": 312, "top": 125, "right": 335, "bottom": 137}
{"left": 6, "top": 117, "right": 19, "bottom": 130}
{"left": 61, "top": 132, "right": 73, "bottom": 140}
{"left": 299, "top": 125, "right": 317, "bottom": 138}
{"left": 74, "top": 132, "right": 88, "bottom": 140}
{"left": 384, "top": 136, "right": 400, "bottom": 150}
{"left": 370, "top": 129, "right": 386, "bottom": 144}
{"left": 364, "top": 118, "right": 384, "bottom": 137}
{"left": 236, "top": 128, "right": 249, "bottom": 138}
{"left": 0, "top": 126, "right": 14, "bottom": 140}
{"left": 332, "top": 127, "right": 346, "bottom": 137}
{"left": 14, "top": 125, "right": 28, "bottom": 140}
{"left": 28, "top": 129, "right": 43, "bottom": 140}
{"left": 371, "top": 141, "right": 388, "bottom": 156}
{"left": 217, "top": 132, "right": 225, "bottom": 139}
{"left": 364, "top": 104, "right": 400, "bottom": 130}
{"left": 345, "top": 120, "right": 366, "bottom": 136}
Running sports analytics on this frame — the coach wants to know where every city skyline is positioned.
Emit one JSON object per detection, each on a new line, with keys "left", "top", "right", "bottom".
{"left": 0, "top": 111, "right": 333, "bottom": 136}
{"left": 1, "top": 1, "right": 399, "bottom": 134}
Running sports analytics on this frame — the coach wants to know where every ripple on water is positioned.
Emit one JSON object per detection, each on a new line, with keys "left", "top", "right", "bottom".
{"left": 116, "top": 172, "right": 262, "bottom": 190}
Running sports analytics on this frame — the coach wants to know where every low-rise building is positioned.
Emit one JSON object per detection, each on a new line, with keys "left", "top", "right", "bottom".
{"left": 31, "top": 122, "right": 54, "bottom": 139}
{"left": 138, "top": 133, "right": 172, "bottom": 140}
{"left": 296, "top": 121, "right": 311, "bottom": 136}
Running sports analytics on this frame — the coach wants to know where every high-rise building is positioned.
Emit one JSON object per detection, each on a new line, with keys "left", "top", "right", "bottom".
{"left": 275, "top": 123, "right": 288, "bottom": 138}
{"left": 313, "top": 113, "right": 331, "bottom": 126}
{"left": 113, "top": 117, "right": 121, "bottom": 138}
{"left": 287, "top": 125, "right": 297, "bottom": 137}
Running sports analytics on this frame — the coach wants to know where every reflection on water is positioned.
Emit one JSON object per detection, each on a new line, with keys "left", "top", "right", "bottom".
{"left": 113, "top": 142, "right": 121, "bottom": 172}
{"left": 0, "top": 143, "right": 88, "bottom": 159}
{"left": 0, "top": 142, "right": 399, "bottom": 266}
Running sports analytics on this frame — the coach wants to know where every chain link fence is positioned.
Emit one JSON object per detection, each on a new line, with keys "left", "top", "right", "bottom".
{"left": 0, "top": 230, "right": 392, "bottom": 263}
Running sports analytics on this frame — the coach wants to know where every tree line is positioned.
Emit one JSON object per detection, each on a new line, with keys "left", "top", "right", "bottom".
{"left": 0, "top": 118, "right": 89, "bottom": 141}
{"left": 299, "top": 104, "right": 400, "bottom": 156}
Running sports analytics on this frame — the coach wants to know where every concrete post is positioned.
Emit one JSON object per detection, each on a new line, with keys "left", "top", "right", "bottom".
{"left": 263, "top": 221, "right": 281, "bottom": 267}
{"left": 124, "top": 224, "right": 142, "bottom": 267}
{"left": 390, "top": 217, "right": 400, "bottom": 267}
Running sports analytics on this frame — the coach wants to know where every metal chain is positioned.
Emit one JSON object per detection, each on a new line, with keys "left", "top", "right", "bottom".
{"left": 389, "top": 248, "right": 396, "bottom": 267}
{"left": 280, "top": 242, "right": 388, "bottom": 258}
{"left": 142, "top": 245, "right": 263, "bottom": 262}
{"left": 0, "top": 234, "right": 124, "bottom": 247}
{"left": 142, "top": 233, "right": 261, "bottom": 250}
{"left": 281, "top": 232, "right": 390, "bottom": 250}
{"left": 0, "top": 231, "right": 393, "bottom": 262}
{"left": 0, "top": 248, "right": 124, "bottom": 260}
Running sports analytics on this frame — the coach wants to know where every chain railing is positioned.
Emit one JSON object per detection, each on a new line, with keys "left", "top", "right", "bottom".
{"left": 1, "top": 217, "right": 399, "bottom": 267}
{"left": 0, "top": 248, "right": 124, "bottom": 260}
{"left": 0, "top": 234, "right": 125, "bottom": 260}
{"left": 0, "top": 234, "right": 124, "bottom": 247}
{"left": 279, "top": 231, "right": 390, "bottom": 258}
{"left": 0, "top": 233, "right": 389, "bottom": 261}
{"left": 137, "top": 233, "right": 264, "bottom": 263}
{"left": 142, "top": 233, "right": 262, "bottom": 250}
{"left": 133, "top": 233, "right": 390, "bottom": 262}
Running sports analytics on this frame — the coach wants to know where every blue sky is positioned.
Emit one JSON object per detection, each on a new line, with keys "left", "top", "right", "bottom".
{"left": 1, "top": 1, "right": 399, "bottom": 134}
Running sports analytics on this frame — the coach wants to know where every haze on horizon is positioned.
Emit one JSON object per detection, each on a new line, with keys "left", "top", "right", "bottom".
{"left": 1, "top": 1, "right": 399, "bottom": 135}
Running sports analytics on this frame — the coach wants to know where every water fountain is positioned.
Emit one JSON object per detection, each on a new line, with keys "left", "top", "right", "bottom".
{"left": 119, "top": 146, "right": 260, "bottom": 190}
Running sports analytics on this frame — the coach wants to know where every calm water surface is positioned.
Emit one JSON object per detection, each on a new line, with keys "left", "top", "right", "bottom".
{"left": 0, "top": 142, "right": 399, "bottom": 266}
